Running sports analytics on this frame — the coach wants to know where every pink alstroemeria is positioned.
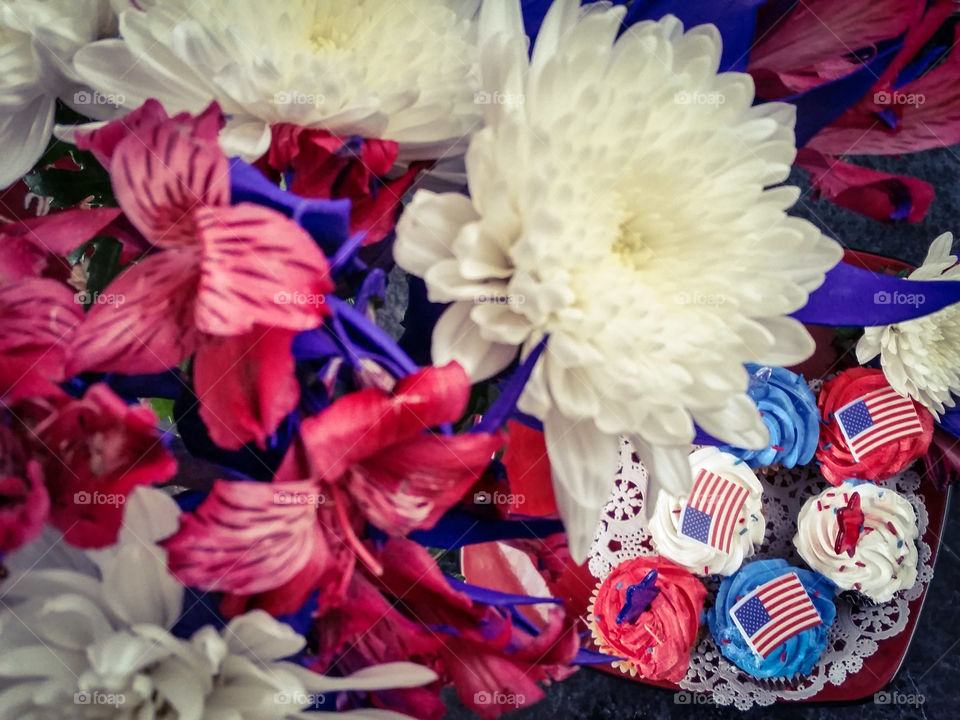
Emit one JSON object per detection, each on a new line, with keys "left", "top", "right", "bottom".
{"left": 0, "top": 383, "right": 176, "bottom": 551}
{"left": 0, "top": 278, "right": 83, "bottom": 403}
{"left": 34, "top": 383, "right": 177, "bottom": 547}
{"left": 68, "top": 101, "right": 333, "bottom": 450}
{"left": 260, "top": 124, "right": 423, "bottom": 246}
{"left": 164, "top": 362, "right": 504, "bottom": 615}
{"left": 353, "top": 538, "right": 579, "bottom": 720}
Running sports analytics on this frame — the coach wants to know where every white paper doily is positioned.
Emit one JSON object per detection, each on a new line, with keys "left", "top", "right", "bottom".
{"left": 588, "top": 437, "right": 935, "bottom": 709}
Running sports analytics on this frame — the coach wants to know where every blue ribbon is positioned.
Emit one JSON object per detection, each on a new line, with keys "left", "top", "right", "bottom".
{"left": 793, "top": 261, "right": 960, "bottom": 326}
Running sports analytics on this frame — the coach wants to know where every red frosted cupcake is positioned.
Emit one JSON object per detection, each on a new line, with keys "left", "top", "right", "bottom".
{"left": 589, "top": 556, "right": 705, "bottom": 682}
{"left": 816, "top": 368, "right": 933, "bottom": 485}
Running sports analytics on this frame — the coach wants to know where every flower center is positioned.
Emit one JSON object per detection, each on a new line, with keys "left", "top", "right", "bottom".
{"left": 308, "top": 22, "right": 349, "bottom": 53}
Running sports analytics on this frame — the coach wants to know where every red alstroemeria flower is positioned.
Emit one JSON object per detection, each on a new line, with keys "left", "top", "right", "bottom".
{"left": 261, "top": 124, "right": 423, "bottom": 246}
{"left": 0, "top": 206, "right": 120, "bottom": 284}
{"left": 68, "top": 101, "right": 333, "bottom": 449}
{"left": 0, "top": 278, "right": 84, "bottom": 403}
{"left": 361, "top": 537, "right": 579, "bottom": 720}
{"left": 0, "top": 419, "right": 49, "bottom": 552}
{"left": 164, "top": 362, "right": 504, "bottom": 615}
{"left": 34, "top": 383, "right": 177, "bottom": 547}
{"left": 0, "top": 383, "right": 175, "bottom": 551}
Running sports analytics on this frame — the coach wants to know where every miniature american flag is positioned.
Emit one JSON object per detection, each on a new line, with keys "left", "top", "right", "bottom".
{"left": 678, "top": 469, "right": 748, "bottom": 554}
{"left": 835, "top": 387, "right": 923, "bottom": 462}
{"left": 729, "top": 572, "right": 822, "bottom": 658}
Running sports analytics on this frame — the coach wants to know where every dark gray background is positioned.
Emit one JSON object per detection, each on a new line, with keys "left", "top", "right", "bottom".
{"left": 441, "top": 146, "right": 960, "bottom": 719}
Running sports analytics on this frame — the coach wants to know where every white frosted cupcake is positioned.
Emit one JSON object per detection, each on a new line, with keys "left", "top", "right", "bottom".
{"left": 794, "top": 481, "right": 918, "bottom": 603}
{"left": 649, "top": 447, "right": 766, "bottom": 576}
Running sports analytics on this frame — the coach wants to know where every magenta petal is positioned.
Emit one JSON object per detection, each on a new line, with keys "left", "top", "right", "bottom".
{"left": 110, "top": 118, "right": 229, "bottom": 248}
{"left": 193, "top": 327, "right": 300, "bottom": 450}
{"left": 0, "top": 462, "right": 49, "bottom": 553}
{"left": 796, "top": 148, "right": 934, "bottom": 222}
{"left": 194, "top": 203, "right": 332, "bottom": 336}
{"left": 0, "top": 278, "right": 83, "bottom": 402}
{"left": 68, "top": 249, "right": 201, "bottom": 375}
{"left": 164, "top": 478, "right": 322, "bottom": 595}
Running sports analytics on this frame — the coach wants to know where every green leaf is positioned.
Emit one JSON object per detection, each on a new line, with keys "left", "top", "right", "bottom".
{"left": 149, "top": 398, "right": 176, "bottom": 423}
{"left": 84, "top": 237, "right": 124, "bottom": 297}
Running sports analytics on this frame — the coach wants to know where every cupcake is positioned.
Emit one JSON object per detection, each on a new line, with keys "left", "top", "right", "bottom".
{"left": 649, "top": 447, "right": 765, "bottom": 576}
{"left": 707, "top": 559, "right": 836, "bottom": 679}
{"left": 794, "top": 481, "right": 919, "bottom": 603}
{"left": 719, "top": 364, "right": 819, "bottom": 469}
{"left": 816, "top": 368, "right": 933, "bottom": 485}
{"left": 589, "top": 556, "right": 705, "bottom": 682}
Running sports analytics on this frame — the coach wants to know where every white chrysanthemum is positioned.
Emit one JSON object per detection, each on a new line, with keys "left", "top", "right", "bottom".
{"left": 73, "top": 0, "right": 482, "bottom": 161}
{"left": 0, "top": 0, "right": 117, "bottom": 189}
{"left": 0, "top": 487, "right": 435, "bottom": 720}
{"left": 394, "top": 0, "right": 841, "bottom": 560}
{"left": 857, "top": 232, "right": 960, "bottom": 417}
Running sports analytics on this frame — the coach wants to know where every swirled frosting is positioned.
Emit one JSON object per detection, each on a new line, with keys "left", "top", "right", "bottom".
{"left": 719, "top": 364, "right": 819, "bottom": 469}
{"left": 590, "top": 556, "right": 706, "bottom": 682}
{"left": 649, "top": 447, "right": 765, "bottom": 576}
{"left": 794, "top": 481, "right": 918, "bottom": 603}
{"left": 707, "top": 559, "right": 836, "bottom": 679}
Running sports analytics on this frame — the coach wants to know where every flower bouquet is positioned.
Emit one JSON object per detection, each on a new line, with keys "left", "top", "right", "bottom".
{"left": 1, "top": 0, "right": 960, "bottom": 718}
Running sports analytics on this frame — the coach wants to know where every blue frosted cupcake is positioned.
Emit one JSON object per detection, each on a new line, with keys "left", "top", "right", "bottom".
{"left": 707, "top": 559, "right": 836, "bottom": 678}
{"left": 719, "top": 365, "right": 819, "bottom": 469}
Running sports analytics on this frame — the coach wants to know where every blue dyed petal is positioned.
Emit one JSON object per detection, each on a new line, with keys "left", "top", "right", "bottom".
{"left": 409, "top": 509, "right": 564, "bottom": 549}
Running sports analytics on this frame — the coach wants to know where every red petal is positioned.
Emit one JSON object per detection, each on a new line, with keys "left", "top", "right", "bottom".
{"left": 68, "top": 249, "right": 201, "bottom": 375}
{"left": 164, "top": 478, "right": 328, "bottom": 596}
{"left": 750, "top": 0, "right": 920, "bottom": 74}
{"left": 501, "top": 421, "right": 559, "bottom": 517}
{"left": 354, "top": 431, "right": 504, "bottom": 534}
{"left": 193, "top": 203, "right": 332, "bottom": 336}
{"left": 351, "top": 163, "right": 424, "bottom": 246}
{"left": 193, "top": 326, "right": 300, "bottom": 450}
{"left": 795, "top": 148, "right": 933, "bottom": 223}
{"left": 110, "top": 117, "right": 229, "bottom": 248}
{"left": 0, "top": 461, "right": 49, "bottom": 553}
{"left": 300, "top": 362, "right": 472, "bottom": 480}
{"left": 0, "top": 278, "right": 83, "bottom": 402}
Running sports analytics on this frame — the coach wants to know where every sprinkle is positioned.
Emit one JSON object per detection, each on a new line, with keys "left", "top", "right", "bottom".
{"left": 648, "top": 647, "right": 655, "bottom": 654}
{"left": 739, "top": 517, "right": 746, "bottom": 524}
{"left": 823, "top": 443, "right": 834, "bottom": 450}
{"left": 704, "top": 566, "right": 709, "bottom": 575}
{"left": 815, "top": 461, "right": 823, "bottom": 466}
{"left": 817, "top": 501, "right": 823, "bottom": 512}
{"left": 771, "top": 445, "right": 784, "bottom": 452}
{"left": 739, "top": 528, "right": 748, "bottom": 535}
{"left": 897, "top": 540, "right": 903, "bottom": 548}
{"left": 820, "top": 418, "right": 831, "bottom": 426}
{"left": 780, "top": 651, "right": 787, "bottom": 663}
{"left": 721, "top": 639, "right": 731, "bottom": 645}
{"left": 854, "top": 582, "right": 862, "bottom": 591}
{"left": 825, "top": 493, "right": 835, "bottom": 498}
{"left": 735, "top": 595, "right": 744, "bottom": 602}
{"left": 673, "top": 509, "right": 682, "bottom": 515}
{"left": 896, "top": 556, "right": 904, "bottom": 565}
{"left": 855, "top": 562, "right": 866, "bottom": 567}
{"left": 838, "top": 565, "right": 846, "bottom": 572}
{"left": 892, "top": 575, "right": 898, "bottom": 580}
{"left": 886, "top": 521, "right": 898, "bottom": 536}
{"left": 616, "top": 582, "right": 623, "bottom": 590}
{"left": 734, "top": 458, "right": 744, "bottom": 465}
{"left": 829, "top": 412, "right": 835, "bottom": 419}
{"left": 750, "top": 514, "right": 759, "bottom": 521}
{"left": 813, "top": 590, "right": 820, "bottom": 597}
